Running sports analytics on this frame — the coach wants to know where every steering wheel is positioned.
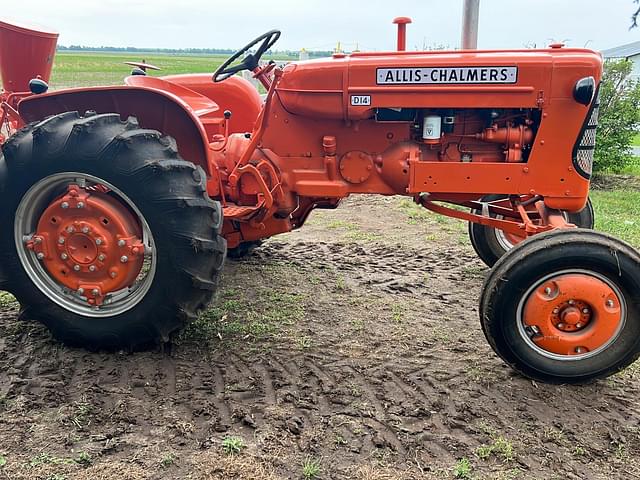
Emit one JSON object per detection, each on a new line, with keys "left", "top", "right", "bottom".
{"left": 213, "top": 30, "right": 281, "bottom": 83}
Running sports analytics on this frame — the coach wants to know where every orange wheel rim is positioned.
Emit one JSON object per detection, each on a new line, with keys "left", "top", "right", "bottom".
{"left": 15, "top": 173, "right": 157, "bottom": 317}
{"left": 28, "top": 184, "right": 146, "bottom": 306}
{"left": 519, "top": 271, "right": 625, "bottom": 359}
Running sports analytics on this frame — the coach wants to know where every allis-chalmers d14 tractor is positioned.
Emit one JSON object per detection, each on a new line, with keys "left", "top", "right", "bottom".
{"left": 1, "top": 17, "right": 639, "bottom": 384}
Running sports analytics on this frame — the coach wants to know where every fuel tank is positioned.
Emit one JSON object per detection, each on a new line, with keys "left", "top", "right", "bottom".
{"left": 276, "top": 48, "right": 602, "bottom": 120}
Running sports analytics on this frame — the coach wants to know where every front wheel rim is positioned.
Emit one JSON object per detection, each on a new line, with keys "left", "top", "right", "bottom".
{"left": 14, "top": 172, "right": 157, "bottom": 318}
{"left": 516, "top": 269, "right": 626, "bottom": 361}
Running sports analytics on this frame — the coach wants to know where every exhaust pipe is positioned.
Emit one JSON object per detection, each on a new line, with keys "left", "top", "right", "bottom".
{"left": 461, "top": 0, "right": 480, "bottom": 49}
{"left": 0, "top": 19, "right": 58, "bottom": 93}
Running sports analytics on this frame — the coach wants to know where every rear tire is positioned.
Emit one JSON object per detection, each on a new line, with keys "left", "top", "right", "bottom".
{"left": 468, "top": 195, "right": 594, "bottom": 267}
{"left": 0, "top": 111, "right": 226, "bottom": 350}
{"left": 480, "top": 229, "right": 640, "bottom": 383}
{"left": 0, "top": 152, "right": 7, "bottom": 290}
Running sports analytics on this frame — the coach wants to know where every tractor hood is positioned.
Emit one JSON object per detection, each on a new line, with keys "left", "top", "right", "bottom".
{"left": 276, "top": 47, "right": 603, "bottom": 120}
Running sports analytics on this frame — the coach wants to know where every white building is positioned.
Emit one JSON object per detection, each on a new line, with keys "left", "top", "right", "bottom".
{"left": 601, "top": 41, "right": 640, "bottom": 80}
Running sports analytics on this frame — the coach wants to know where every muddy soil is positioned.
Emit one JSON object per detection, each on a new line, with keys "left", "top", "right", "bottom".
{"left": 0, "top": 195, "right": 639, "bottom": 480}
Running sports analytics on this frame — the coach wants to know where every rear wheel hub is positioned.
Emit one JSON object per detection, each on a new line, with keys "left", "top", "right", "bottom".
{"left": 26, "top": 185, "right": 145, "bottom": 305}
{"left": 16, "top": 173, "right": 156, "bottom": 317}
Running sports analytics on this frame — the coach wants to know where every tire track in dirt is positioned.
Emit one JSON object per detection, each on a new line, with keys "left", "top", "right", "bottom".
{"left": 1, "top": 196, "right": 640, "bottom": 478}
{"left": 256, "top": 240, "right": 479, "bottom": 296}
{"left": 245, "top": 237, "right": 488, "bottom": 462}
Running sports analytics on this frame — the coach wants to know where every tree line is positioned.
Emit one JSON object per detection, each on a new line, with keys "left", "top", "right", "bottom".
{"left": 56, "top": 45, "right": 333, "bottom": 58}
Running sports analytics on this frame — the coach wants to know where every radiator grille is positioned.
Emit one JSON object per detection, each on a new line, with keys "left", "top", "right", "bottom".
{"left": 572, "top": 90, "right": 599, "bottom": 179}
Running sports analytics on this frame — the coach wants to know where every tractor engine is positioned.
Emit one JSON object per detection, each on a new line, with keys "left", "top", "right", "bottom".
{"left": 371, "top": 107, "right": 538, "bottom": 192}
{"left": 210, "top": 103, "right": 543, "bottom": 243}
{"left": 210, "top": 45, "right": 600, "bottom": 243}
{"left": 404, "top": 108, "right": 535, "bottom": 163}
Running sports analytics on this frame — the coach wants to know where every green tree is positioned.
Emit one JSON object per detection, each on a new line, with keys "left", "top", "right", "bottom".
{"left": 594, "top": 59, "right": 640, "bottom": 173}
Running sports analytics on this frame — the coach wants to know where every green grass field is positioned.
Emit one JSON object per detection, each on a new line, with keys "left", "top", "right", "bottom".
{"left": 0, "top": 50, "right": 295, "bottom": 90}
{"left": 50, "top": 52, "right": 228, "bottom": 88}
{"left": 591, "top": 189, "right": 640, "bottom": 248}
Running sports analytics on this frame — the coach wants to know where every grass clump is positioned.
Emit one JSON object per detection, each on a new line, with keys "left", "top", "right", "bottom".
{"left": 302, "top": 457, "right": 321, "bottom": 479}
{"left": 453, "top": 457, "right": 472, "bottom": 479}
{"left": 160, "top": 452, "right": 177, "bottom": 468}
{"left": 476, "top": 436, "right": 514, "bottom": 462}
{"left": 221, "top": 436, "right": 245, "bottom": 456}
{"left": 0, "top": 292, "right": 18, "bottom": 308}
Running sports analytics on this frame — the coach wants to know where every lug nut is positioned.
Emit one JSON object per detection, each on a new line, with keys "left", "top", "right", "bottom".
{"left": 73, "top": 264, "right": 80, "bottom": 271}
{"left": 576, "top": 322, "right": 583, "bottom": 328}
{"left": 544, "top": 287, "right": 552, "bottom": 295}
{"left": 61, "top": 202, "right": 69, "bottom": 209}
{"left": 36, "top": 252, "right": 44, "bottom": 260}
{"left": 34, "top": 237, "right": 42, "bottom": 244}
{"left": 120, "top": 255, "right": 128, "bottom": 263}
{"left": 89, "top": 265, "right": 96, "bottom": 272}
{"left": 110, "top": 271, "right": 117, "bottom": 278}
{"left": 606, "top": 299, "right": 614, "bottom": 308}
{"left": 77, "top": 288, "right": 84, "bottom": 295}
{"left": 58, "top": 237, "right": 65, "bottom": 244}
{"left": 582, "top": 308, "right": 589, "bottom": 314}
{"left": 98, "top": 254, "right": 106, "bottom": 261}
{"left": 91, "top": 289, "right": 99, "bottom": 296}
{"left": 77, "top": 202, "right": 84, "bottom": 209}
{"left": 568, "top": 299, "right": 575, "bottom": 305}
{"left": 118, "top": 239, "right": 126, "bottom": 247}
{"left": 66, "top": 226, "right": 75, "bottom": 233}
{"left": 95, "top": 238, "right": 102, "bottom": 245}
{"left": 61, "top": 253, "right": 68, "bottom": 260}
{"left": 557, "top": 323, "right": 566, "bottom": 329}
{"left": 82, "top": 227, "right": 89, "bottom": 234}
{"left": 552, "top": 308, "right": 559, "bottom": 314}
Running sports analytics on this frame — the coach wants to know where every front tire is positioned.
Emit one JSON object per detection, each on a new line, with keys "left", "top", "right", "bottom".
{"left": 480, "top": 229, "right": 640, "bottom": 383}
{"left": 0, "top": 112, "right": 226, "bottom": 350}
{"left": 469, "top": 195, "right": 594, "bottom": 267}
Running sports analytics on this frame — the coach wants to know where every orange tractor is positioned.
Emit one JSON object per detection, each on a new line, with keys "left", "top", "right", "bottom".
{"left": 1, "top": 18, "right": 639, "bottom": 384}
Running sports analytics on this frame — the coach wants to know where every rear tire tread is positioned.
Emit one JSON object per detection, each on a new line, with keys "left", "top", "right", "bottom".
{"left": 0, "top": 111, "right": 226, "bottom": 350}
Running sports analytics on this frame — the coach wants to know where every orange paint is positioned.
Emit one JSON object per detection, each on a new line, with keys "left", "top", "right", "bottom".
{"left": 0, "top": 19, "right": 58, "bottom": 93}
{"left": 26, "top": 185, "right": 145, "bottom": 305}
{"left": 521, "top": 273, "right": 623, "bottom": 356}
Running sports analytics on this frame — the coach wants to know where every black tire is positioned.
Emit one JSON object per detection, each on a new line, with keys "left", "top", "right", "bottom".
{"left": 0, "top": 152, "right": 7, "bottom": 290}
{"left": 0, "top": 111, "right": 226, "bottom": 350}
{"left": 227, "top": 240, "right": 263, "bottom": 259}
{"left": 468, "top": 195, "right": 595, "bottom": 267}
{"left": 480, "top": 229, "right": 640, "bottom": 384}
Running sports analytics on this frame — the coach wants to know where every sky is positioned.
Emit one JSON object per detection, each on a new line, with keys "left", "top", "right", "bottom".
{"left": 2, "top": 0, "right": 640, "bottom": 52}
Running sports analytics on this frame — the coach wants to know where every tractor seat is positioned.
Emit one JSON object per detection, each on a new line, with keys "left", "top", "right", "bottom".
{"left": 125, "top": 75, "right": 220, "bottom": 119}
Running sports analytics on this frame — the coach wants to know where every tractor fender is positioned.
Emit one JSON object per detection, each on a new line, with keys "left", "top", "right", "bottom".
{"left": 17, "top": 86, "right": 215, "bottom": 182}
{"left": 160, "top": 74, "right": 262, "bottom": 133}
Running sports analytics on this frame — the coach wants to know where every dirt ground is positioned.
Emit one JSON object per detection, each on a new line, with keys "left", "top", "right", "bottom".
{"left": 0, "top": 195, "right": 639, "bottom": 480}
